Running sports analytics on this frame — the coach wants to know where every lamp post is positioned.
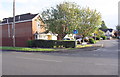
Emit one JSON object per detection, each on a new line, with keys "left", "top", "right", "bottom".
{"left": 13, "top": 0, "right": 15, "bottom": 47}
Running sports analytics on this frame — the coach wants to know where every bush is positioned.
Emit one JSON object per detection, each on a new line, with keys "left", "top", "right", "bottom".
{"left": 89, "top": 38, "right": 96, "bottom": 44}
{"left": 101, "top": 36, "right": 107, "bottom": 40}
{"left": 92, "top": 36, "right": 100, "bottom": 40}
{"left": 27, "top": 40, "right": 76, "bottom": 48}
{"left": 96, "top": 36, "right": 100, "bottom": 40}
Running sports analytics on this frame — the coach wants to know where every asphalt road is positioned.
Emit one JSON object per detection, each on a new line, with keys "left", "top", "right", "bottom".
{"left": 2, "top": 39, "right": 118, "bottom": 75}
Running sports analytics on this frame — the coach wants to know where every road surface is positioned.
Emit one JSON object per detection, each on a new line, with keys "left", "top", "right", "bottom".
{"left": 2, "top": 40, "right": 118, "bottom": 75}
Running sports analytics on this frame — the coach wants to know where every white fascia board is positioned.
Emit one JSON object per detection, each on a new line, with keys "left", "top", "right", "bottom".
{"left": 32, "top": 13, "right": 45, "bottom": 24}
{"left": 32, "top": 14, "right": 40, "bottom": 21}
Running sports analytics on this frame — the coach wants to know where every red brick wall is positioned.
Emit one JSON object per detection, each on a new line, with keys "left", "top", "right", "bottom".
{"left": 1, "top": 21, "right": 32, "bottom": 47}
{"left": 1, "top": 17, "right": 46, "bottom": 47}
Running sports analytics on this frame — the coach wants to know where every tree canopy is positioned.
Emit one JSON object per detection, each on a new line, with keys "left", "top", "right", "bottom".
{"left": 42, "top": 2, "right": 81, "bottom": 40}
{"left": 94, "top": 29, "right": 104, "bottom": 37}
{"left": 42, "top": 2, "right": 102, "bottom": 40}
{"left": 99, "top": 21, "right": 108, "bottom": 30}
{"left": 76, "top": 7, "right": 102, "bottom": 38}
{"left": 116, "top": 25, "right": 120, "bottom": 31}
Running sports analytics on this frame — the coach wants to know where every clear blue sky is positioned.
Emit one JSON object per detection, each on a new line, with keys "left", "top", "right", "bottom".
{"left": 0, "top": 0, "right": 119, "bottom": 29}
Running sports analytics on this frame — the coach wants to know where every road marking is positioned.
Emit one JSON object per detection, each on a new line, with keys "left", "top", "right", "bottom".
{"left": 16, "top": 57, "right": 62, "bottom": 63}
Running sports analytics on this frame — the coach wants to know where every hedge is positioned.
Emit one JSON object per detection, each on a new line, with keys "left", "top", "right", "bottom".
{"left": 27, "top": 40, "right": 76, "bottom": 48}
{"left": 89, "top": 38, "right": 96, "bottom": 44}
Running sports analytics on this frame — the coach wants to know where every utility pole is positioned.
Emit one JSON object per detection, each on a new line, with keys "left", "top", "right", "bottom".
{"left": 13, "top": 0, "right": 15, "bottom": 47}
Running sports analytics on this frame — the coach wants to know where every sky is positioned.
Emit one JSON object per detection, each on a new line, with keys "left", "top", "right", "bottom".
{"left": 0, "top": 0, "right": 119, "bottom": 29}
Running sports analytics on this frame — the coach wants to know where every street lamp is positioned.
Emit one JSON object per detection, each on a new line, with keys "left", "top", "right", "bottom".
{"left": 13, "top": 0, "right": 15, "bottom": 47}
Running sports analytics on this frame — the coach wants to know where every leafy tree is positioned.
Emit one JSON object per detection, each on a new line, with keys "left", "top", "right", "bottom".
{"left": 94, "top": 29, "right": 104, "bottom": 37}
{"left": 99, "top": 21, "right": 108, "bottom": 30}
{"left": 42, "top": 2, "right": 102, "bottom": 40}
{"left": 116, "top": 25, "right": 120, "bottom": 36}
{"left": 42, "top": 2, "right": 80, "bottom": 40}
{"left": 77, "top": 7, "right": 102, "bottom": 39}
{"left": 116, "top": 25, "right": 120, "bottom": 31}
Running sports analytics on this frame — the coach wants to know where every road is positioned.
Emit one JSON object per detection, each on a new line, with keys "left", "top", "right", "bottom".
{"left": 2, "top": 40, "right": 118, "bottom": 75}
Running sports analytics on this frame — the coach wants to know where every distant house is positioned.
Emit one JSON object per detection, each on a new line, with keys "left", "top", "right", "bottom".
{"left": 0, "top": 13, "right": 57, "bottom": 47}
{"left": 100, "top": 29, "right": 115, "bottom": 37}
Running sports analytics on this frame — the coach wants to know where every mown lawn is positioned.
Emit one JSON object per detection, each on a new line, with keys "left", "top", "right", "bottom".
{"left": 0, "top": 46, "right": 57, "bottom": 52}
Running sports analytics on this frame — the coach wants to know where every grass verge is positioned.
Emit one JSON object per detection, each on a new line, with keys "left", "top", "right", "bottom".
{"left": 76, "top": 45, "right": 93, "bottom": 48}
{"left": 0, "top": 47, "right": 57, "bottom": 52}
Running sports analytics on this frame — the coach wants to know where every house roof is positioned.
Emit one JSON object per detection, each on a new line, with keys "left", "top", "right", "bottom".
{"left": 1, "top": 13, "right": 38, "bottom": 23}
{"left": 100, "top": 29, "right": 114, "bottom": 32}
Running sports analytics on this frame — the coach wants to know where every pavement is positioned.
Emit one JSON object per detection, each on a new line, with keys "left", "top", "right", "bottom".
{"left": 2, "top": 39, "right": 119, "bottom": 75}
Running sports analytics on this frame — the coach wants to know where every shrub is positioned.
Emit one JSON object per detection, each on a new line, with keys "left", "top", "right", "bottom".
{"left": 101, "top": 36, "right": 107, "bottom": 40}
{"left": 27, "top": 40, "right": 76, "bottom": 48}
{"left": 96, "top": 36, "right": 100, "bottom": 40}
{"left": 89, "top": 38, "right": 96, "bottom": 44}
{"left": 92, "top": 36, "right": 100, "bottom": 40}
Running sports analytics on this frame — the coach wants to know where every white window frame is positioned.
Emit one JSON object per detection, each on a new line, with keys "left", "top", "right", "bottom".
{"left": 37, "top": 21, "right": 41, "bottom": 30}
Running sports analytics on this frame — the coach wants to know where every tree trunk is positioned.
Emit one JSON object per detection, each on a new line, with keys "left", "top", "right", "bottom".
{"left": 82, "top": 35, "right": 85, "bottom": 43}
{"left": 57, "top": 36, "right": 62, "bottom": 40}
{"left": 57, "top": 34, "right": 66, "bottom": 40}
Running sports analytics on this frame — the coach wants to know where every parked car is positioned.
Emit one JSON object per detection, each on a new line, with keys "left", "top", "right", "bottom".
{"left": 63, "top": 38, "right": 71, "bottom": 40}
{"left": 84, "top": 37, "right": 89, "bottom": 42}
{"left": 76, "top": 38, "right": 82, "bottom": 44}
{"left": 76, "top": 37, "right": 89, "bottom": 44}
{"left": 107, "top": 36, "right": 112, "bottom": 40}
{"left": 117, "top": 36, "right": 120, "bottom": 39}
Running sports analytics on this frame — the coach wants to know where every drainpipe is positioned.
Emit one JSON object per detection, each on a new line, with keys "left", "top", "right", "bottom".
{"left": 7, "top": 19, "right": 10, "bottom": 37}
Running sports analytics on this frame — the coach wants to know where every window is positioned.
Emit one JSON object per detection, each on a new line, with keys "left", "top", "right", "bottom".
{"left": 36, "top": 21, "right": 41, "bottom": 32}
{"left": 37, "top": 21, "right": 41, "bottom": 28}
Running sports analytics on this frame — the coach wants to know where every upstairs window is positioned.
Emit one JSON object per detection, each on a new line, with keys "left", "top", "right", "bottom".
{"left": 37, "top": 21, "right": 41, "bottom": 28}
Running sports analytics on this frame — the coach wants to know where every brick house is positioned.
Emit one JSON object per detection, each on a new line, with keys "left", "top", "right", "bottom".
{"left": 0, "top": 13, "right": 57, "bottom": 47}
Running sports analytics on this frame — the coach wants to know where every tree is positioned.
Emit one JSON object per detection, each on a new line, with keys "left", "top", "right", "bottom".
{"left": 116, "top": 25, "right": 120, "bottom": 36}
{"left": 116, "top": 25, "right": 120, "bottom": 31}
{"left": 99, "top": 21, "right": 108, "bottom": 30}
{"left": 77, "top": 7, "right": 102, "bottom": 39}
{"left": 42, "top": 2, "right": 80, "bottom": 40}
{"left": 42, "top": 2, "right": 102, "bottom": 40}
{"left": 94, "top": 29, "right": 104, "bottom": 37}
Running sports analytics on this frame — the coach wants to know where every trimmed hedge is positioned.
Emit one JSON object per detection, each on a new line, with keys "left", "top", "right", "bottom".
{"left": 27, "top": 40, "right": 76, "bottom": 48}
{"left": 89, "top": 38, "right": 96, "bottom": 44}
